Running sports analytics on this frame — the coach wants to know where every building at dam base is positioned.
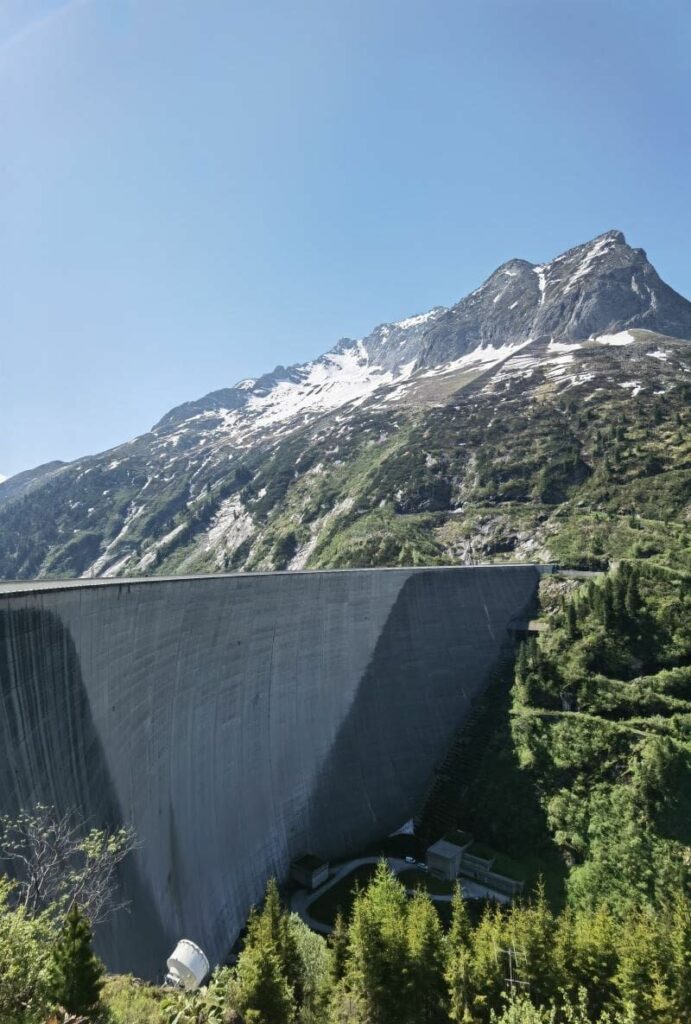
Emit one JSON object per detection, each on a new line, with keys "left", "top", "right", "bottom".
{"left": 0, "top": 565, "right": 541, "bottom": 978}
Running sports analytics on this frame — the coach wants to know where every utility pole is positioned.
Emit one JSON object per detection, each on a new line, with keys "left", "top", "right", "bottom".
{"left": 501, "top": 945, "right": 529, "bottom": 998}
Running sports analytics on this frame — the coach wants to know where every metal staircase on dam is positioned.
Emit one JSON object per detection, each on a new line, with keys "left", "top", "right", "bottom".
{"left": 414, "top": 649, "right": 516, "bottom": 843}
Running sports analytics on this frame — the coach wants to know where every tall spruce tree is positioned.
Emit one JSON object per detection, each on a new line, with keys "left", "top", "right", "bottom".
{"left": 235, "top": 943, "right": 295, "bottom": 1024}
{"left": 48, "top": 905, "right": 104, "bottom": 1018}
{"left": 346, "top": 861, "right": 410, "bottom": 1024}
{"left": 407, "top": 889, "right": 447, "bottom": 1024}
{"left": 330, "top": 911, "right": 350, "bottom": 984}
{"left": 469, "top": 904, "right": 505, "bottom": 1021}
{"left": 624, "top": 567, "right": 642, "bottom": 622}
{"left": 246, "top": 878, "right": 303, "bottom": 1006}
{"left": 506, "top": 883, "right": 557, "bottom": 1009}
{"left": 445, "top": 886, "right": 474, "bottom": 1023}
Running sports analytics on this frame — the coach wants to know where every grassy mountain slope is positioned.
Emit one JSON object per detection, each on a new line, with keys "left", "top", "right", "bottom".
{"left": 0, "top": 333, "right": 688, "bottom": 579}
{"left": 136, "top": 335, "right": 691, "bottom": 577}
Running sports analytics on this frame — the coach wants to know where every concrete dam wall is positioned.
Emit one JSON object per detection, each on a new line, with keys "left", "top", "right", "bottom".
{"left": 0, "top": 566, "right": 540, "bottom": 977}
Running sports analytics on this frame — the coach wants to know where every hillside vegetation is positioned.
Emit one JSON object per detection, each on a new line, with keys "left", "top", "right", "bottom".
{"left": 441, "top": 562, "right": 690, "bottom": 902}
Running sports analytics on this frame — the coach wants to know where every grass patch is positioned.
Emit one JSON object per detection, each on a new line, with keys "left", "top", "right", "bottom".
{"left": 308, "top": 863, "right": 378, "bottom": 926}
{"left": 101, "top": 975, "right": 165, "bottom": 1024}
{"left": 397, "top": 869, "right": 455, "bottom": 895}
{"left": 467, "top": 841, "right": 495, "bottom": 862}
{"left": 361, "top": 833, "right": 424, "bottom": 860}
{"left": 491, "top": 852, "right": 529, "bottom": 883}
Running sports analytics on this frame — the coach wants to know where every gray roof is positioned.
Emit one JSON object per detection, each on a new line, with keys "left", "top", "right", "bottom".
{"left": 427, "top": 839, "right": 464, "bottom": 859}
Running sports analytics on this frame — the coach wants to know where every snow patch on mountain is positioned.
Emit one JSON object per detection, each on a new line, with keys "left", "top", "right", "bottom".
{"left": 595, "top": 331, "right": 635, "bottom": 346}
{"left": 563, "top": 235, "right": 615, "bottom": 292}
{"left": 202, "top": 495, "right": 255, "bottom": 568}
{"left": 82, "top": 502, "right": 146, "bottom": 578}
{"left": 242, "top": 342, "right": 392, "bottom": 428}
{"left": 395, "top": 308, "right": 446, "bottom": 330}
{"left": 533, "top": 266, "right": 547, "bottom": 305}
{"left": 548, "top": 340, "right": 583, "bottom": 353}
{"left": 421, "top": 340, "right": 531, "bottom": 379}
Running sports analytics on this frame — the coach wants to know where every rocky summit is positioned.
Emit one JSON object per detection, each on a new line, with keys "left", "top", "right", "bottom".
{"left": 1, "top": 229, "right": 690, "bottom": 580}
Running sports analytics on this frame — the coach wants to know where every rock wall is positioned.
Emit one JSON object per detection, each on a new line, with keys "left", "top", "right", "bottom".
{"left": 0, "top": 566, "right": 539, "bottom": 977}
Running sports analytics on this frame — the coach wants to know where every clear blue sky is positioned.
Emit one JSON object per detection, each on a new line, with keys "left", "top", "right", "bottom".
{"left": 2, "top": 0, "right": 690, "bottom": 477}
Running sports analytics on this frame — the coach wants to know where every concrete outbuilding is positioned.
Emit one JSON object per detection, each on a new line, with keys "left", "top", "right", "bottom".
{"left": 426, "top": 839, "right": 464, "bottom": 880}
{"left": 290, "top": 854, "right": 329, "bottom": 890}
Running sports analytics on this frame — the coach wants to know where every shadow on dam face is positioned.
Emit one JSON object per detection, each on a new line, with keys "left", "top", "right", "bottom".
{"left": 0, "top": 607, "right": 165, "bottom": 971}
{"left": 0, "top": 566, "right": 540, "bottom": 978}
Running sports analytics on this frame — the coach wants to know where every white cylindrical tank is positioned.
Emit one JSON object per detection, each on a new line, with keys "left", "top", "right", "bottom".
{"left": 165, "top": 939, "right": 210, "bottom": 990}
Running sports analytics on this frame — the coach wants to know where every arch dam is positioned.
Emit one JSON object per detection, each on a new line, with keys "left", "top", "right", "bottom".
{"left": 0, "top": 565, "right": 545, "bottom": 977}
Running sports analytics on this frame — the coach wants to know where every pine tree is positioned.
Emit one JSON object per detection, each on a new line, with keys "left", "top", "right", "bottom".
{"left": 664, "top": 889, "right": 691, "bottom": 1022}
{"left": 612, "top": 570, "right": 627, "bottom": 626}
{"left": 602, "top": 577, "right": 615, "bottom": 631}
{"left": 569, "top": 905, "right": 618, "bottom": 1019}
{"left": 246, "top": 878, "right": 304, "bottom": 1006}
{"left": 407, "top": 889, "right": 447, "bottom": 1024}
{"left": 48, "top": 904, "right": 104, "bottom": 1018}
{"left": 330, "top": 911, "right": 350, "bottom": 984}
{"left": 445, "top": 944, "right": 474, "bottom": 1024}
{"left": 624, "top": 567, "right": 642, "bottom": 622}
{"left": 469, "top": 904, "right": 505, "bottom": 1021}
{"left": 235, "top": 943, "right": 295, "bottom": 1024}
{"left": 445, "top": 884, "right": 474, "bottom": 1022}
{"left": 506, "top": 882, "right": 557, "bottom": 1009}
{"left": 346, "top": 861, "right": 410, "bottom": 1024}
{"left": 614, "top": 907, "right": 671, "bottom": 1024}
{"left": 447, "top": 884, "right": 472, "bottom": 953}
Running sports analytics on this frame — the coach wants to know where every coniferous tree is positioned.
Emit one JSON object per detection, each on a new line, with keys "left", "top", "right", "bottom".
{"left": 612, "top": 570, "right": 627, "bottom": 626}
{"left": 247, "top": 878, "right": 304, "bottom": 1006}
{"left": 235, "top": 942, "right": 295, "bottom": 1024}
{"left": 469, "top": 904, "right": 505, "bottom": 1021}
{"left": 614, "top": 908, "right": 673, "bottom": 1024}
{"left": 446, "top": 942, "right": 475, "bottom": 1024}
{"left": 506, "top": 883, "right": 557, "bottom": 1009}
{"left": 602, "top": 577, "right": 615, "bottom": 631}
{"left": 346, "top": 861, "right": 410, "bottom": 1024}
{"left": 407, "top": 889, "right": 447, "bottom": 1024}
{"left": 447, "top": 884, "right": 472, "bottom": 953}
{"left": 624, "top": 567, "right": 642, "bottom": 622}
{"left": 569, "top": 906, "right": 618, "bottom": 1019}
{"left": 48, "top": 905, "right": 104, "bottom": 1018}
{"left": 445, "top": 885, "right": 474, "bottom": 1023}
{"left": 330, "top": 911, "right": 350, "bottom": 985}
{"left": 664, "top": 889, "right": 691, "bottom": 1023}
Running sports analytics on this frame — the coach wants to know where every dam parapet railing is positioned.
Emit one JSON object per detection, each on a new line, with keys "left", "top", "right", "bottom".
{"left": 0, "top": 561, "right": 559, "bottom": 596}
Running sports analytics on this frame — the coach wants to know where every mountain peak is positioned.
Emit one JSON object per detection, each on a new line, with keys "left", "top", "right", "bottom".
{"left": 154, "top": 229, "right": 691, "bottom": 435}
{"left": 595, "top": 228, "right": 626, "bottom": 245}
{"left": 3, "top": 229, "right": 691, "bottom": 581}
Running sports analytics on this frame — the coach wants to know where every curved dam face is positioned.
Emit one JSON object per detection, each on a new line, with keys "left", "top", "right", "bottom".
{"left": 0, "top": 566, "right": 540, "bottom": 977}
